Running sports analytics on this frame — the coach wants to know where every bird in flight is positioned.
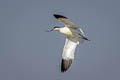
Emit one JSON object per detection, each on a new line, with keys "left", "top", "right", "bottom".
{"left": 47, "top": 14, "right": 89, "bottom": 72}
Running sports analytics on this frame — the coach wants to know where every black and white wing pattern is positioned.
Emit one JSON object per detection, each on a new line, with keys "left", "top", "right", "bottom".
{"left": 53, "top": 14, "right": 77, "bottom": 28}
{"left": 61, "top": 37, "right": 79, "bottom": 72}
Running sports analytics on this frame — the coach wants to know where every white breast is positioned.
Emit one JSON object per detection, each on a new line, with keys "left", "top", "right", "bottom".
{"left": 60, "top": 27, "right": 74, "bottom": 37}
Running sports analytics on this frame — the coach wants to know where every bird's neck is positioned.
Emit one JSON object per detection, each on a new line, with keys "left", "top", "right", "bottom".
{"left": 59, "top": 27, "right": 73, "bottom": 37}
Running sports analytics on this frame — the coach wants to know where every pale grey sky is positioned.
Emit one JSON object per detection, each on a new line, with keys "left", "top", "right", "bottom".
{"left": 0, "top": 0, "right": 120, "bottom": 80}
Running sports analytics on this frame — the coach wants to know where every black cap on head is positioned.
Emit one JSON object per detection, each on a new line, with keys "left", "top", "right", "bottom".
{"left": 53, "top": 14, "right": 68, "bottom": 19}
{"left": 53, "top": 26, "right": 61, "bottom": 29}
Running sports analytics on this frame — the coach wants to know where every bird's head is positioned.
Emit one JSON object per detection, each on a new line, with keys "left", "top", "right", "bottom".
{"left": 46, "top": 26, "right": 61, "bottom": 32}
{"left": 53, "top": 26, "right": 61, "bottom": 31}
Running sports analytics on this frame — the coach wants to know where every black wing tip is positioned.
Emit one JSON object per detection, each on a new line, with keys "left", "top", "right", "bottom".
{"left": 82, "top": 36, "right": 91, "bottom": 41}
{"left": 61, "top": 59, "right": 72, "bottom": 73}
{"left": 53, "top": 14, "right": 68, "bottom": 19}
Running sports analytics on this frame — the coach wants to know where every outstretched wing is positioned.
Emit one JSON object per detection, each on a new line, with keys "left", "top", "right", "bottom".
{"left": 61, "top": 37, "right": 79, "bottom": 72}
{"left": 53, "top": 14, "right": 77, "bottom": 28}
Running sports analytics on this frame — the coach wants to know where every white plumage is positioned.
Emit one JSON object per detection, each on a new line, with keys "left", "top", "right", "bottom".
{"left": 62, "top": 38, "right": 79, "bottom": 60}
